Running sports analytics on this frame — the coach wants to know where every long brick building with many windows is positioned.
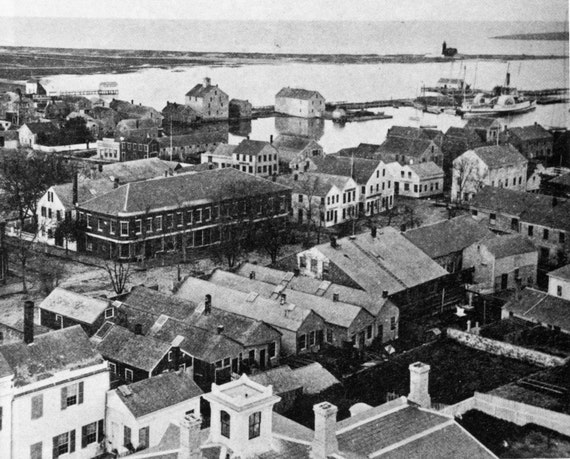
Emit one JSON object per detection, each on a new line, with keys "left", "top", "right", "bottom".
{"left": 76, "top": 168, "right": 291, "bottom": 260}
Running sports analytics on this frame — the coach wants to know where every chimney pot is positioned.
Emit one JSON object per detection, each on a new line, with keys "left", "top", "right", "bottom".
{"left": 98, "top": 163, "right": 103, "bottom": 172}
{"left": 371, "top": 226, "right": 377, "bottom": 238}
{"left": 312, "top": 402, "right": 339, "bottom": 459}
{"left": 217, "top": 325, "right": 224, "bottom": 335}
{"left": 382, "top": 290, "right": 389, "bottom": 298}
{"left": 332, "top": 293, "right": 339, "bottom": 302}
{"left": 280, "top": 293, "right": 287, "bottom": 305}
{"left": 204, "top": 294, "right": 212, "bottom": 315}
{"left": 134, "top": 323, "right": 143, "bottom": 335}
{"left": 180, "top": 413, "right": 202, "bottom": 459}
{"left": 24, "top": 300, "right": 35, "bottom": 344}
{"left": 408, "top": 362, "right": 431, "bottom": 409}
{"left": 330, "top": 235, "right": 337, "bottom": 248}
{"left": 249, "top": 271, "right": 256, "bottom": 280}
{"left": 293, "top": 268, "right": 300, "bottom": 276}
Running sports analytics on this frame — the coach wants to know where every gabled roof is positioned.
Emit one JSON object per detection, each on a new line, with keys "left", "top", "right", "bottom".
{"left": 305, "top": 226, "right": 448, "bottom": 296}
{"left": 211, "top": 143, "right": 237, "bottom": 158}
{"left": 336, "top": 401, "right": 495, "bottom": 458}
{"left": 408, "top": 161, "right": 443, "bottom": 178}
{"left": 337, "top": 143, "right": 382, "bottom": 159}
{"left": 114, "top": 371, "right": 203, "bottom": 419}
{"left": 277, "top": 173, "right": 352, "bottom": 197}
{"left": 175, "top": 277, "right": 318, "bottom": 332}
{"left": 97, "top": 158, "right": 175, "bottom": 184}
{"left": 504, "top": 287, "right": 570, "bottom": 332}
{"left": 39, "top": 287, "right": 110, "bottom": 325}
{"left": 93, "top": 323, "right": 171, "bottom": 372}
{"left": 161, "top": 102, "right": 198, "bottom": 116}
{"left": 233, "top": 139, "right": 276, "bottom": 157}
{"left": 110, "top": 99, "right": 162, "bottom": 118}
{"left": 206, "top": 269, "right": 370, "bottom": 329}
{"left": 377, "top": 137, "right": 434, "bottom": 162}
{"left": 508, "top": 124, "right": 553, "bottom": 142}
{"left": 481, "top": 234, "right": 537, "bottom": 259}
{"left": 276, "top": 87, "right": 324, "bottom": 100}
{"left": 119, "top": 286, "right": 281, "bottom": 346}
{"left": 52, "top": 177, "right": 115, "bottom": 209}
{"left": 310, "top": 155, "right": 382, "bottom": 185}
{"left": 155, "top": 131, "right": 225, "bottom": 148}
{"left": 0, "top": 325, "right": 103, "bottom": 386}
{"left": 235, "top": 263, "right": 388, "bottom": 316}
{"left": 442, "top": 127, "right": 485, "bottom": 159}
{"left": 404, "top": 215, "right": 493, "bottom": 259}
{"left": 20, "top": 122, "right": 58, "bottom": 134}
{"left": 387, "top": 126, "right": 443, "bottom": 141}
{"left": 470, "top": 186, "right": 570, "bottom": 231}
{"left": 547, "top": 263, "right": 570, "bottom": 281}
{"left": 185, "top": 83, "right": 228, "bottom": 98}
{"left": 465, "top": 117, "right": 500, "bottom": 130}
{"left": 549, "top": 172, "right": 570, "bottom": 187}
{"left": 79, "top": 168, "right": 291, "bottom": 216}
{"left": 250, "top": 362, "right": 339, "bottom": 395}
{"left": 470, "top": 144, "right": 527, "bottom": 168}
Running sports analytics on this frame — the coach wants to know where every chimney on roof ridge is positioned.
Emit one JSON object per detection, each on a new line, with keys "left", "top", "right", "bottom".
{"left": 217, "top": 325, "right": 224, "bottom": 335}
{"left": 280, "top": 293, "right": 287, "bottom": 305}
{"left": 312, "top": 402, "right": 339, "bottom": 459}
{"left": 179, "top": 413, "right": 203, "bottom": 459}
{"left": 408, "top": 362, "right": 431, "bottom": 409}
{"left": 203, "top": 77, "right": 211, "bottom": 88}
{"left": 24, "top": 300, "right": 34, "bottom": 345}
{"left": 249, "top": 271, "right": 256, "bottom": 280}
{"left": 371, "top": 226, "right": 377, "bottom": 238}
{"left": 382, "top": 290, "right": 389, "bottom": 298}
{"left": 332, "top": 293, "right": 339, "bottom": 302}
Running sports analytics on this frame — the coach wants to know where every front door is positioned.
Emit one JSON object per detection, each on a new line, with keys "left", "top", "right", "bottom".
{"left": 259, "top": 349, "right": 266, "bottom": 370}
{"left": 298, "top": 209, "right": 303, "bottom": 223}
{"left": 501, "top": 273, "right": 508, "bottom": 290}
{"left": 394, "top": 181, "right": 400, "bottom": 195}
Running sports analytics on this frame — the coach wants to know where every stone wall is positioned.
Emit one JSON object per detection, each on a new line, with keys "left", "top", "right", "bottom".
{"left": 446, "top": 327, "right": 567, "bottom": 367}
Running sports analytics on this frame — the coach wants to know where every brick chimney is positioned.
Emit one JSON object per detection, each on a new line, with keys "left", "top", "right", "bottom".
{"left": 24, "top": 300, "right": 34, "bottom": 344}
{"left": 179, "top": 413, "right": 203, "bottom": 459}
{"left": 203, "top": 77, "right": 211, "bottom": 88}
{"left": 408, "top": 362, "right": 431, "bottom": 409}
{"left": 312, "top": 402, "right": 338, "bottom": 459}
{"left": 204, "top": 294, "right": 212, "bottom": 315}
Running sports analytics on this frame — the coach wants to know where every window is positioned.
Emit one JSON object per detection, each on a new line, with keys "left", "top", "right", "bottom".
{"left": 124, "top": 425, "right": 132, "bottom": 447}
{"left": 471, "top": 210, "right": 478, "bottom": 216}
{"left": 390, "top": 317, "right": 396, "bottom": 331}
{"left": 125, "top": 368, "right": 133, "bottom": 383}
{"left": 543, "top": 228, "right": 549, "bottom": 240}
{"left": 413, "top": 185, "right": 418, "bottom": 193}
{"left": 30, "top": 442, "right": 42, "bottom": 459}
{"left": 31, "top": 394, "right": 43, "bottom": 420}
{"left": 109, "top": 362, "right": 117, "bottom": 374}
{"left": 299, "top": 255, "right": 306, "bottom": 268}
{"left": 310, "top": 258, "right": 318, "bottom": 273}
{"left": 61, "top": 382, "right": 83, "bottom": 409}
{"left": 41, "top": 206, "right": 46, "bottom": 217}
{"left": 155, "top": 216, "right": 162, "bottom": 231}
{"left": 326, "top": 328, "right": 333, "bottom": 343}
{"left": 135, "top": 219, "right": 142, "bottom": 235}
{"left": 146, "top": 217, "right": 153, "bottom": 233}
{"left": 404, "top": 183, "right": 409, "bottom": 191}
{"left": 86, "top": 214, "right": 92, "bottom": 229}
{"left": 528, "top": 225, "right": 534, "bottom": 237}
{"left": 309, "top": 331, "right": 316, "bottom": 346}
{"left": 203, "top": 207, "right": 211, "bottom": 221}
{"left": 268, "top": 342, "right": 276, "bottom": 358}
{"left": 110, "top": 220, "right": 117, "bottom": 234}
{"left": 168, "top": 351, "right": 173, "bottom": 362}
{"left": 105, "top": 307, "right": 114, "bottom": 319}
{"left": 52, "top": 431, "right": 75, "bottom": 458}
{"left": 249, "top": 412, "right": 261, "bottom": 439}
{"left": 166, "top": 214, "right": 174, "bottom": 229}
{"left": 221, "top": 411, "right": 231, "bottom": 438}
{"left": 81, "top": 422, "right": 97, "bottom": 448}
{"left": 120, "top": 221, "right": 129, "bottom": 236}
{"left": 298, "top": 334, "right": 307, "bottom": 350}
{"left": 560, "top": 232, "right": 566, "bottom": 244}
{"left": 366, "top": 325, "right": 373, "bottom": 340}
{"left": 195, "top": 209, "right": 202, "bottom": 223}
{"left": 558, "top": 285, "right": 563, "bottom": 297}
{"left": 139, "top": 426, "right": 150, "bottom": 450}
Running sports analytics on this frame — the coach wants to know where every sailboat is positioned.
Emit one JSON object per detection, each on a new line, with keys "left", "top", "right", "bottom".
{"left": 457, "top": 65, "right": 536, "bottom": 118}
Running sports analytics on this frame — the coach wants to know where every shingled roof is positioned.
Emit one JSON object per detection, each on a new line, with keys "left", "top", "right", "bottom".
{"left": 337, "top": 143, "right": 381, "bottom": 159}
{"left": 52, "top": 178, "right": 114, "bottom": 209}
{"left": 0, "top": 325, "right": 103, "bottom": 386}
{"left": 404, "top": 215, "right": 493, "bottom": 259}
{"left": 277, "top": 173, "right": 353, "bottom": 197}
{"left": 508, "top": 124, "right": 553, "bottom": 142}
{"left": 185, "top": 82, "right": 228, "bottom": 99}
{"left": 305, "top": 226, "right": 448, "bottom": 296}
{"left": 470, "top": 186, "right": 570, "bottom": 232}
{"left": 273, "top": 135, "right": 315, "bottom": 152}
{"left": 481, "top": 234, "right": 537, "bottom": 259}
{"left": 310, "top": 155, "right": 382, "bottom": 185}
{"left": 79, "top": 168, "right": 290, "bottom": 216}
{"left": 409, "top": 161, "right": 443, "bottom": 178}
{"left": 471, "top": 144, "right": 527, "bottom": 168}
{"left": 21, "top": 122, "right": 59, "bottom": 134}
{"left": 114, "top": 371, "right": 203, "bottom": 419}
{"left": 233, "top": 139, "right": 276, "bottom": 157}
{"left": 276, "top": 87, "right": 324, "bottom": 100}
{"left": 376, "top": 137, "right": 433, "bottom": 163}
{"left": 504, "top": 287, "right": 570, "bottom": 332}
{"left": 39, "top": 287, "right": 111, "bottom": 325}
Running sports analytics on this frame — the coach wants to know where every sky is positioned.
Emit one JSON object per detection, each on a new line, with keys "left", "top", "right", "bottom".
{"left": 0, "top": 0, "right": 568, "bottom": 22}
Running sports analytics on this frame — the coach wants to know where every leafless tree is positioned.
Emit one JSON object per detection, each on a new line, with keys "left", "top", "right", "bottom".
{"left": 453, "top": 157, "right": 488, "bottom": 203}
{"left": 294, "top": 174, "right": 324, "bottom": 246}
{"left": 104, "top": 259, "right": 132, "bottom": 294}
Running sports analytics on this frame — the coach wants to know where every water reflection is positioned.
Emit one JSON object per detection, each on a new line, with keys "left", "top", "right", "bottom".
{"left": 274, "top": 116, "right": 325, "bottom": 141}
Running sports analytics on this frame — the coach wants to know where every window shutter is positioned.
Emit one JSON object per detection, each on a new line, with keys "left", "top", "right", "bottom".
{"left": 78, "top": 382, "right": 84, "bottom": 404}
{"left": 61, "top": 387, "right": 67, "bottom": 410}
{"left": 97, "top": 419, "right": 104, "bottom": 443}
{"left": 69, "top": 430, "right": 75, "bottom": 453}
{"left": 52, "top": 436, "right": 58, "bottom": 459}
{"left": 81, "top": 425, "right": 88, "bottom": 448}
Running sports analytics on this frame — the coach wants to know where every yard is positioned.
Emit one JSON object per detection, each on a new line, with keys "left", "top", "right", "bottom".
{"left": 285, "top": 338, "right": 541, "bottom": 428}
{"left": 458, "top": 410, "right": 570, "bottom": 458}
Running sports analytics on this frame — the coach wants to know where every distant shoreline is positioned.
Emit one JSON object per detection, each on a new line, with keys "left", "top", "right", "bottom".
{"left": 0, "top": 45, "right": 567, "bottom": 81}
{"left": 492, "top": 31, "right": 569, "bottom": 41}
